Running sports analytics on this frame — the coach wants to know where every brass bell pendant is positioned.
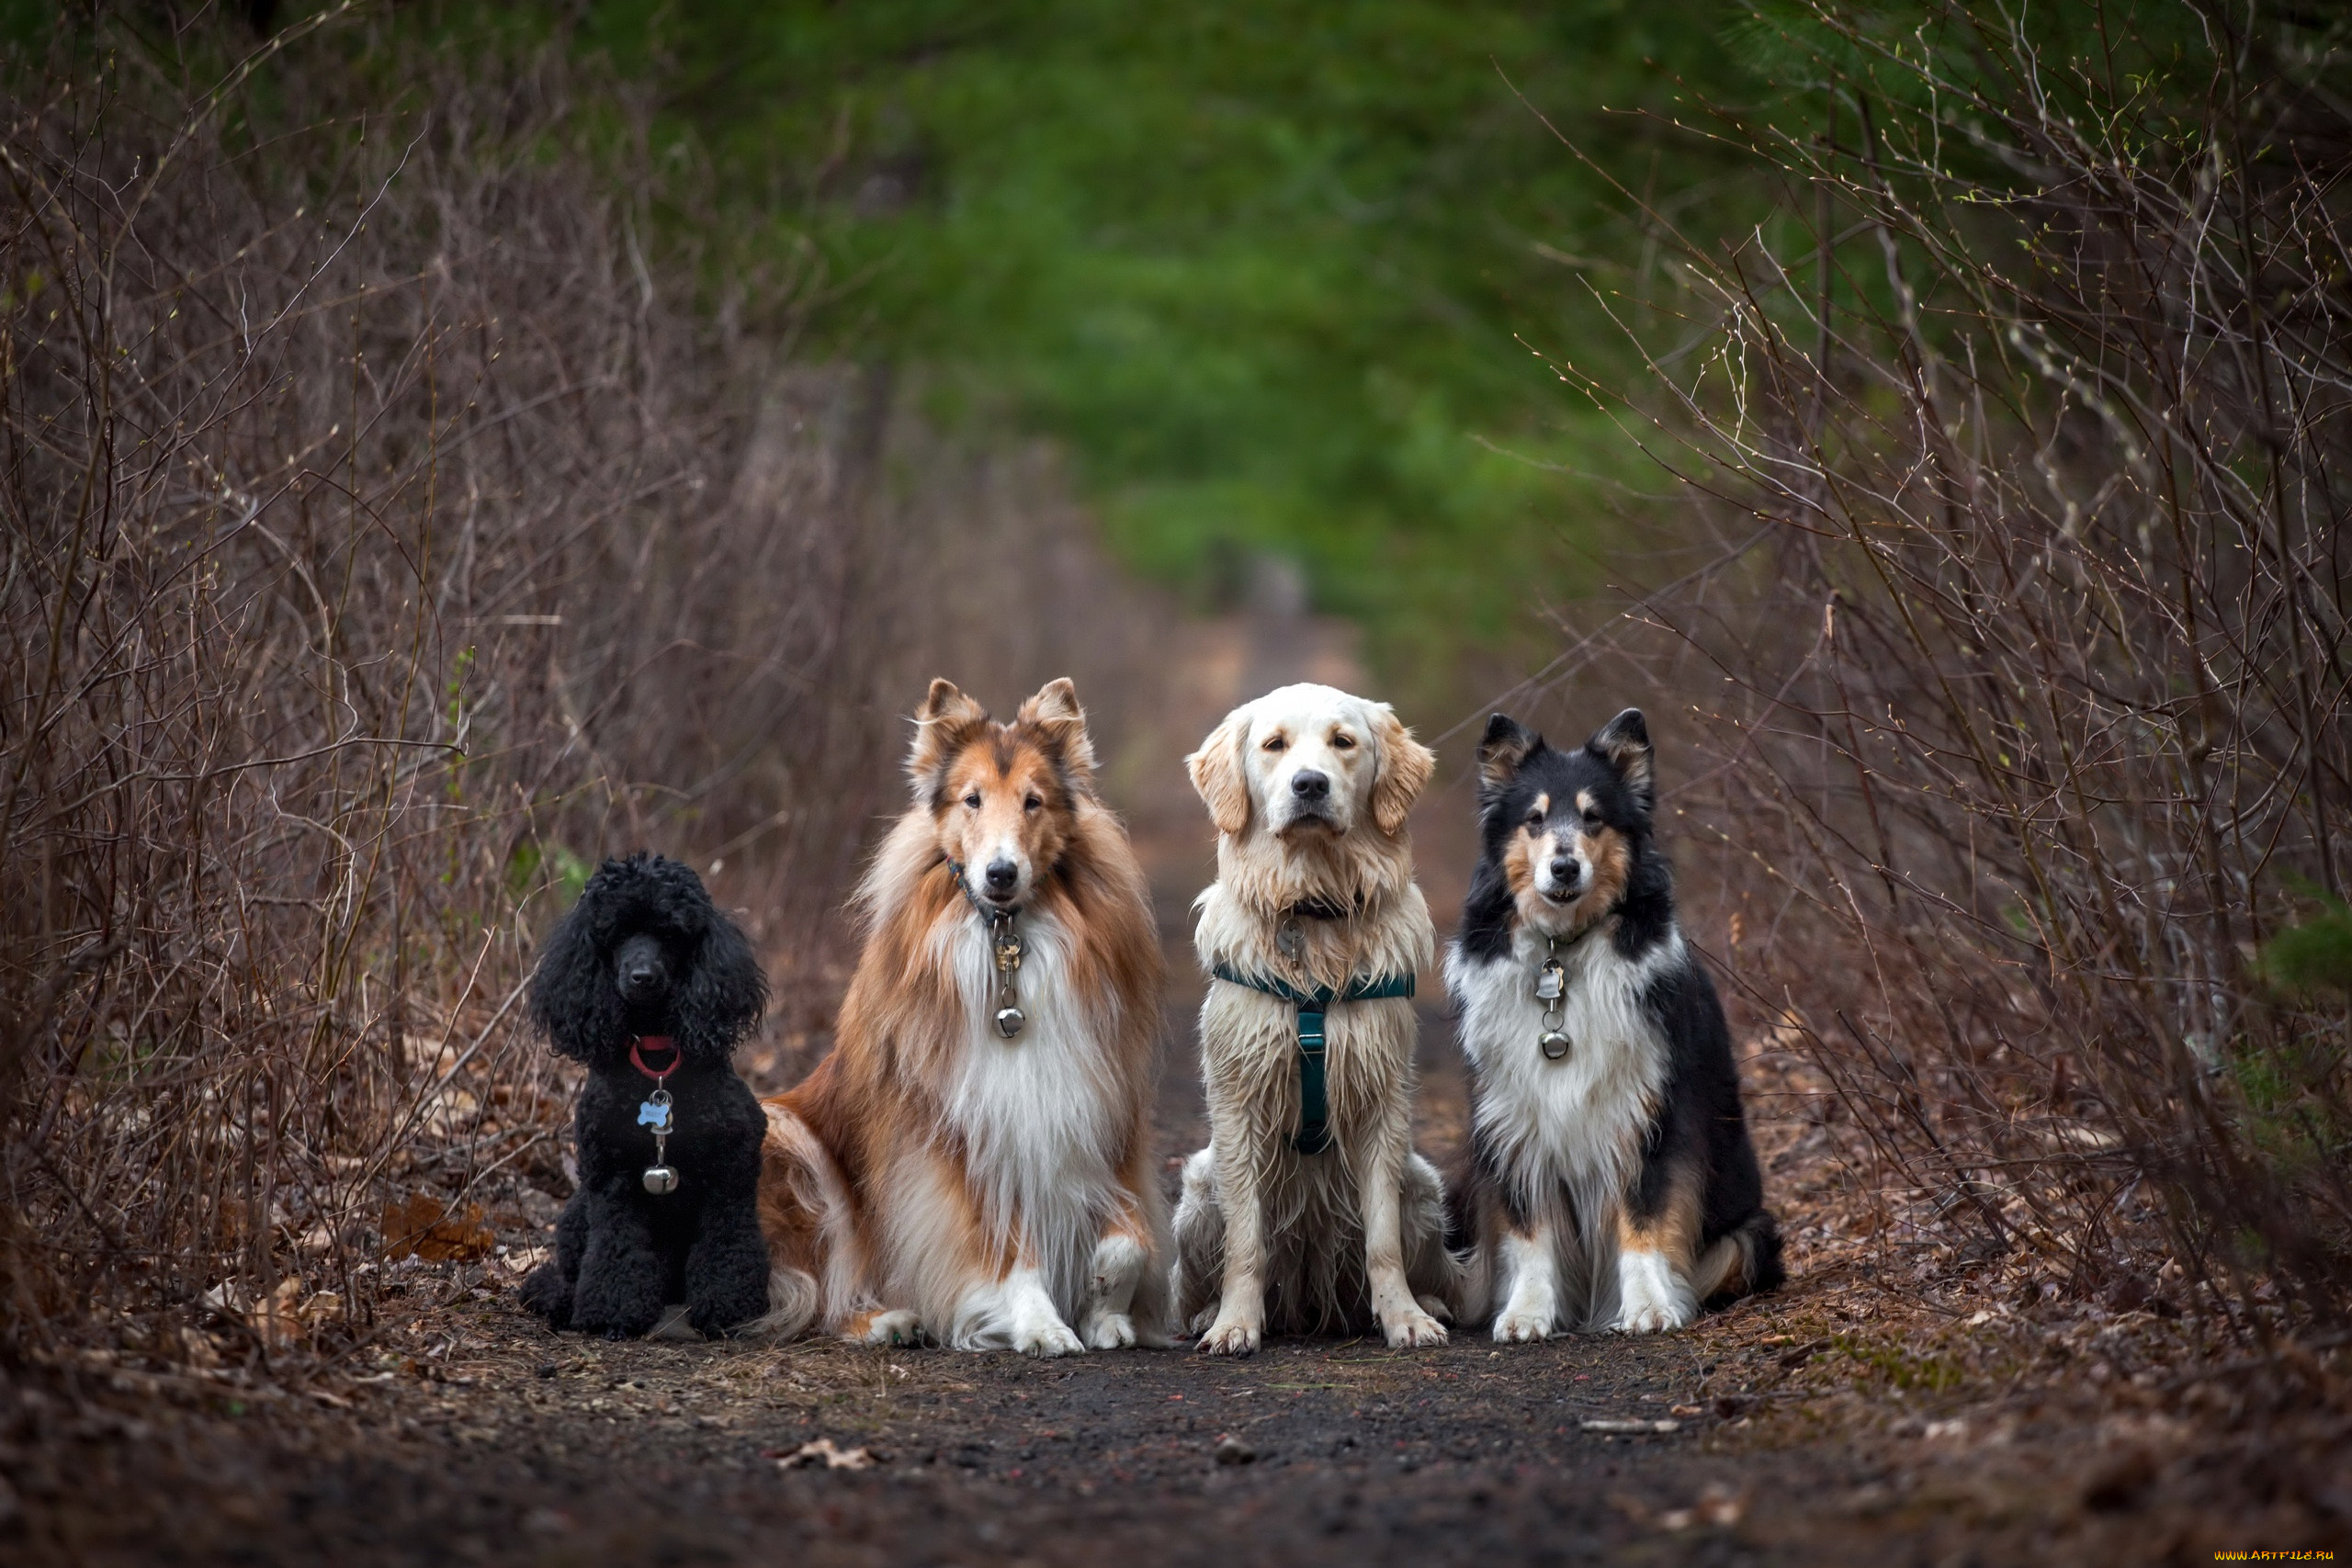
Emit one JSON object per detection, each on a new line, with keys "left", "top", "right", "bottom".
{"left": 643, "top": 1165, "right": 680, "bottom": 1195}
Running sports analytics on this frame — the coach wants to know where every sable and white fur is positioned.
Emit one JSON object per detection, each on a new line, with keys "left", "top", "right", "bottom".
{"left": 1446, "top": 708, "right": 1781, "bottom": 1338}
{"left": 1170, "top": 682, "right": 1462, "bottom": 1354}
{"left": 753, "top": 678, "right": 1171, "bottom": 1355}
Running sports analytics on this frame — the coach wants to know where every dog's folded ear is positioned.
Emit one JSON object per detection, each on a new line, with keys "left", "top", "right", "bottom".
{"left": 673, "top": 908, "right": 769, "bottom": 1062}
{"left": 1589, "top": 707, "right": 1655, "bottom": 810}
{"left": 529, "top": 862, "right": 629, "bottom": 1063}
{"left": 1016, "top": 676, "right": 1098, "bottom": 785}
{"left": 1187, "top": 710, "right": 1251, "bottom": 837}
{"left": 1370, "top": 705, "right": 1437, "bottom": 837}
{"left": 909, "top": 678, "right": 991, "bottom": 792}
{"left": 1476, "top": 713, "right": 1538, "bottom": 793}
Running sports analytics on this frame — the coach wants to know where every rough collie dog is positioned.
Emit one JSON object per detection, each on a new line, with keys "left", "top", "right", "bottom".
{"left": 753, "top": 677, "right": 1170, "bottom": 1355}
{"left": 1445, "top": 708, "right": 1781, "bottom": 1338}
{"left": 1170, "top": 682, "right": 1461, "bottom": 1354}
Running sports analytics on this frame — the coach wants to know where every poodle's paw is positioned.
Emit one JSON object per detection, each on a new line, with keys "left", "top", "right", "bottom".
{"left": 1613, "top": 1251, "right": 1697, "bottom": 1335}
{"left": 516, "top": 1264, "right": 572, "bottom": 1327}
{"left": 1381, "top": 1306, "right": 1449, "bottom": 1349}
{"left": 1493, "top": 1310, "right": 1555, "bottom": 1344}
{"left": 851, "top": 1309, "right": 922, "bottom": 1348}
{"left": 1081, "top": 1311, "right": 1136, "bottom": 1351}
{"left": 1195, "top": 1314, "right": 1261, "bottom": 1358}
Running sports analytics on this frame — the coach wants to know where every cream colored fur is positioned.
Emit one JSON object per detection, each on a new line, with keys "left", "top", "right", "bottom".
{"left": 1170, "top": 683, "right": 1461, "bottom": 1353}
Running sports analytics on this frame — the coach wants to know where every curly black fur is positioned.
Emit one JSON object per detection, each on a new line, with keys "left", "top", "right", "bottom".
{"left": 517, "top": 853, "right": 774, "bottom": 1339}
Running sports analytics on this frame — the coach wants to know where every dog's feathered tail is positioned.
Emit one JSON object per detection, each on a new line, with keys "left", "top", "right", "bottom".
{"left": 1691, "top": 1208, "right": 1784, "bottom": 1304}
{"left": 741, "top": 1101, "right": 852, "bottom": 1340}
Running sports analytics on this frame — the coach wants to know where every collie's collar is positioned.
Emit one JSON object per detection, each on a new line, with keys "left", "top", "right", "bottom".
{"left": 942, "top": 859, "right": 1029, "bottom": 1040}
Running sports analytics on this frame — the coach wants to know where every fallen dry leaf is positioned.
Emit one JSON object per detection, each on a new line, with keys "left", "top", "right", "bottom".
{"left": 380, "top": 1195, "right": 494, "bottom": 1262}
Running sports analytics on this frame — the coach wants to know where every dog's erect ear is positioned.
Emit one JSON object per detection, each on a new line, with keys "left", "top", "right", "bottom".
{"left": 673, "top": 905, "right": 769, "bottom": 1064}
{"left": 1477, "top": 713, "right": 1538, "bottom": 792}
{"left": 908, "top": 677, "right": 990, "bottom": 790}
{"left": 1369, "top": 704, "right": 1437, "bottom": 837}
{"left": 1016, "top": 676, "right": 1097, "bottom": 784}
{"left": 1589, "top": 707, "right": 1655, "bottom": 810}
{"left": 1186, "top": 709, "right": 1251, "bottom": 837}
{"left": 528, "top": 860, "right": 629, "bottom": 1064}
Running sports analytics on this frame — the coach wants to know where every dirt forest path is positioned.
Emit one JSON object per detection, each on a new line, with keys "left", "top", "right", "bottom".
{"left": 8, "top": 577, "right": 2316, "bottom": 1567}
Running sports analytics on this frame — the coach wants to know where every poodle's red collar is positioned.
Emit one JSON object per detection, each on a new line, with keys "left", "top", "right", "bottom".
{"left": 629, "top": 1036, "right": 681, "bottom": 1082}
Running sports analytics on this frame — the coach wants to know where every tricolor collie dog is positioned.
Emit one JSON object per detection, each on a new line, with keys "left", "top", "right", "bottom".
{"left": 1445, "top": 709, "right": 1781, "bottom": 1338}
{"left": 1170, "top": 682, "right": 1462, "bottom": 1354}
{"left": 753, "top": 677, "right": 1170, "bottom": 1355}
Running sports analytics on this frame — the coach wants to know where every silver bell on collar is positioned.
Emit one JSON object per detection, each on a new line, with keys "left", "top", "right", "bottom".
{"left": 643, "top": 1164, "right": 680, "bottom": 1195}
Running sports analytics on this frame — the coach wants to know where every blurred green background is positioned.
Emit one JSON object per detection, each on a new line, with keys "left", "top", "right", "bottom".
{"left": 524, "top": 1, "right": 1757, "bottom": 678}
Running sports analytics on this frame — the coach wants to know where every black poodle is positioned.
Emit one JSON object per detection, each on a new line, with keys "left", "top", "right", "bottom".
{"left": 517, "top": 852, "right": 774, "bottom": 1339}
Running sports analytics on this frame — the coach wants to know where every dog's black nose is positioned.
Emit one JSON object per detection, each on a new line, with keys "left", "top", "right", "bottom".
{"left": 984, "top": 858, "right": 1020, "bottom": 895}
{"left": 1291, "top": 770, "right": 1329, "bottom": 802}
{"left": 1548, "top": 855, "right": 1582, "bottom": 888}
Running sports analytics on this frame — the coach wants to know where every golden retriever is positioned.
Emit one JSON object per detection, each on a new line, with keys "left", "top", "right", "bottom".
{"left": 1170, "top": 682, "right": 1461, "bottom": 1353}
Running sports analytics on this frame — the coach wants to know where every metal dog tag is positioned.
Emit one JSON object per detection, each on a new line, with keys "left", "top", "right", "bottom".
{"left": 642, "top": 1165, "right": 680, "bottom": 1195}
{"left": 1276, "top": 919, "right": 1304, "bottom": 960}
{"left": 1536, "top": 942, "right": 1570, "bottom": 1060}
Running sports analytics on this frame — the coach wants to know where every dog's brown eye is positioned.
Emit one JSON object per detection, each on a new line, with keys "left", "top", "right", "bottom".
{"left": 1023, "top": 795, "right": 1042, "bottom": 813}
{"left": 1331, "top": 733, "right": 1355, "bottom": 750}
{"left": 1584, "top": 808, "right": 1602, "bottom": 828}
{"left": 963, "top": 793, "right": 981, "bottom": 809}
{"left": 1525, "top": 809, "right": 1544, "bottom": 829}
{"left": 1262, "top": 735, "right": 1286, "bottom": 752}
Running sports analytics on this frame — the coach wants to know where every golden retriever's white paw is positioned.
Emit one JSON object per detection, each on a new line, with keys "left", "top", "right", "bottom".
{"left": 1081, "top": 1311, "right": 1136, "bottom": 1350}
{"left": 1493, "top": 1310, "right": 1554, "bottom": 1344}
{"left": 1614, "top": 1251, "right": 1697, "bottom": 1334}
{"left": 1013, "top": 1316, "right": 1086, "bottom": 1359}
{"left": 852, "top": 1309, "right": 922, "bottom": 1347}
{"left": 1196, "top": 1315, "right": 1261, "bottom": 1357}
{"left": 1382, "top": 1308, "right": 1449, "bottom": 1348}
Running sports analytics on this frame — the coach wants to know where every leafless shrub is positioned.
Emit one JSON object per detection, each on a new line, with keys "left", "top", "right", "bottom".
{"left": 1542, "top": 1, "right": 2349, "bottom": 1316}
{"left": 0, "top": 13, "right": 901, "bottom": 1359}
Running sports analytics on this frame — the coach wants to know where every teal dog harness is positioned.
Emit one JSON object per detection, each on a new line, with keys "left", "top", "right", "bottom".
{"left": 1210, "top": 964, "right": 1416, "bottom": 1155}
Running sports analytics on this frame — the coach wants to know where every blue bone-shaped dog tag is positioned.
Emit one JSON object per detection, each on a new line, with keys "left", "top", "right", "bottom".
{"left": 637, "top": 1099, "right": 673, "bottom": 1132}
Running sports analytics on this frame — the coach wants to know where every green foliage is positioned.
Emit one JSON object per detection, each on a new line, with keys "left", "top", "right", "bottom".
{"left": 508, "top": 841, "right": 592, "bottom": 911}
{"left": 2260, "top": 893, "right": 2352, "bottom": 998}
{"left": 418, "top": 0, "right": 1759, "bottom": 673}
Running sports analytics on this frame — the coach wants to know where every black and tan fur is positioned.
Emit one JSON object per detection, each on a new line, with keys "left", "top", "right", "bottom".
{"left": 1443, "top": 708, "right": 1781, "bottom": 1337}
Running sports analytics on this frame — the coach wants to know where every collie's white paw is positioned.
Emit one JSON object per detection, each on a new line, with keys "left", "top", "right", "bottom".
{"left": 1081, "top": 1311, "right": 1136, "bottom": 1350}
{"left": 1196, "top": 1315, "right": 1261, "bottom": 1357}
{"left": 1493, "top": 1310, "right": 1554, "bottom": 1344}
{"left": 854, "top": 1309, "right": 922, "bottom": 1347}
{"left": 1013, "top": 1316, "right": 1085, "bottom": 1359}
{"left": 1614, "top": 1250, "right": 1697, "bottom": 1334}
{"left": 1383, "top": 1307, "right": 1449, "bottom": 1348}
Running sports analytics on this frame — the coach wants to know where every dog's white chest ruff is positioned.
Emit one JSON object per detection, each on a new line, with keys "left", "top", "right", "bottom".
{"left": 1445, "top": 926, "right": 1679, "bottom": 1209}
{"left": 937, "top": 911, "right": 1120, "bottom": 1299}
